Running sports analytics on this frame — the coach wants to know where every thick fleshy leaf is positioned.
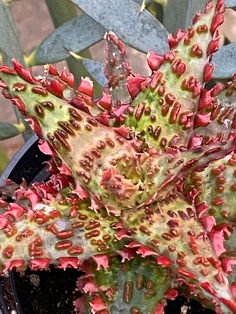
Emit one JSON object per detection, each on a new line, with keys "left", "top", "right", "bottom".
{"left": 184, "top": 1, "right": 210, "bottom": 30}
{"left": 75, "top": 256, "right": 170, "bottom": 313}
{"left": 0, "top": 122, "right": 23, "bottom": 140}
{"left": 125, "top": 0, "right": 224, "bottom": 150}
{"left": 69, "top": 52, "right": 106, "bottom": 87}
{"left": 0, "top": 148, "right": 8, "bottom": 174}
{"left": 212, "top": 43, "right": 236, "bottom": 79}
{"left": 0, "top": 180, "right": 122, "bottom": 272}
{"left": 26, "top": 15, "right": 105, "bottom": 66}
{"left": 0, "top": 1, "right": 23, "bottom": 64}
{"left": 188, "top": 153, "right": 236, "bottom": 224}
{"left": 71, "top": 0, "right": 169, "bottom": 54}
{"left": 163, "top": 0, "right": 189, "bottom": 33}
{"left": 2, "top": 64, "right": 235, "bottom": 216}
{"left": 82, "top": 58, "right": 106, "bottom": 87}
{"left": 124, "top": 198, "right": 236, "bottom": 313}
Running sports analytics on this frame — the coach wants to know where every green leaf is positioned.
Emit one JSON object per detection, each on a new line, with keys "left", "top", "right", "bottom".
{"left": 69, "top": 51, "right": 107, "bottom": 86}
{"left": 80, "top": 256, "right": 170, "bottom": 313}
{"left": 125, "top": 1, "right": 219, "bottom": 150}
{"left": 0, "top": 0, "right": 23, "bottom": 64}
{"left": 0, "top": 147, "right": 8, "bottom": 175}
{"left": 26, "top": 15, "right": 105, "bottom": 66}
{"left": 212, "top": 43, "right": 236, "bottom": 79}
{"left": 163, "top": 0, "right": 189, "bottom": 33}
{"left": 0, "top": 122, "right": 23, "bottom": 140}
{"left": 124, "top": 198, "right": 234, "bottom": 313}
{"left": 71, "top": 0, "right": 169, "bottom": 54}
{"left": 188, "top": 154, "right": 236, "bottom": 224}
{"left": 0, "top": 195, "right": 124, "bottom": 271}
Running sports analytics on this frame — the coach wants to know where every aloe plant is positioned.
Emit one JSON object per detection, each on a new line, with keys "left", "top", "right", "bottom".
{"left": 0, "top": 0, "right": 236, "bottom": 313}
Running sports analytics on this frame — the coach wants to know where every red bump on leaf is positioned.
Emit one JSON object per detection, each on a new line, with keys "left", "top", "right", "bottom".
{"left": 48, "top": 64, "right": 58, "bottom": 76}
{"left": 92, "top": 254, "right": 109, "bottom": 270}
{"left": 12, "top": 58, "right": 35, "bottom": 84}
{"left": 221, "top": 257, "right": 236, "bottom": 273}
{"left": 211, "top": 12, "right": 224, "bottom": 35}
{"left": 196, "top": 202, "right": 209, "bottom": 218}
{"left": 200, "top": 215, "right": 216, "bottom": 232}
{"left": 26, "top": 116, "right": 43, "bottom": 137}
{"left": 60, "top": 68, "right": 74, "bottom": 87}
{"left": 194, "top": 113, "right": 211, "bottom": 128}
{"left": 46, "top": 79, "right": 64, "bottom": 98}
{"left": 90, "top": 295, "right": 108, "bottom": 313}
{"left": 211, "top": 82, "right": 224, "bottom": 96}
{"left": 8, "top": 203, "right": 26, "bottom": 219}
{"left": 200, "top": 282, "right": 218, "bottom": 297}
{"left": 96, "top": 91, "right": 112, "bottom": 110}
{"left": 168, "top": 29, "right": 185, "bottom": 49}
{"left": 58, "top": 257, "right": 79, "bottom": 269}
{"left": 29, "top": 258, "right": 52, "bottom": 270}
{"left": 147, "top": 51, "right": 164, "bottom": 71}
{"left": 153, "top": 302, "right": 164, "bottom": 314}
{"left": 77, "top": 78, "right": 93, "bottom": 97}
{"left": 127, "top": 75, "right": 145, "bottom": 98}
{"left": 0, "top": 65, "right": 16, "bottom": 75}
{"left": 198, "top": 89, "right": 213, "bottom": 109}
{"left": 203, "top": 64, "right": 214, "bottom": 82}
{"left": 178, "top": 268, "right": 197, "bottom": 280}
{"left": 207, "top": 35, "right": 220, "bottom": 56}
{"left": 209, "top": 229, "right": 226, "bottom": 257}
{"left": 188, "top": 135, "right": 203, "bottom": 148}
{"left": 11, "top": 97, "right": 27, "bottom": 115}
{"left": 137, "top": 246, "right": 158, "bottom": 257}
{"left": 220, "top": 298, "right": 236, "bottom": 313}
{"left": 165, "top": 288, "right": 178, "bottom": 300}
{"left": 5, "top": 260, "right": 25, "bottom": 271}
{"left": 156, "top": 255, "right": 172, "bottom": 268}
{"left": 0, "top": 216, "right": 10, "bottom": 229}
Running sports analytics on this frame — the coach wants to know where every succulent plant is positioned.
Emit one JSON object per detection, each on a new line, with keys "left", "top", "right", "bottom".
{"left": 0, "top": 0, "right": 236, "bottom": 313}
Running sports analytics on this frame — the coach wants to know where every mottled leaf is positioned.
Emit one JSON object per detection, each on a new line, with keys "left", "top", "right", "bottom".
{"left": 26, "top": 15, "right": 105, "bottom": 66}
{"left": 76, "top": 256, "right": 170, "bottom": 314}
{"left": 71, "top": 0, "right": 169, "bottom": 54}
{"left": 212, "top": 43, "right": 236, "bottom": 79}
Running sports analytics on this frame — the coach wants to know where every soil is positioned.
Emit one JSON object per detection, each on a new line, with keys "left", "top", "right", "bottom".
{"left": 2, "top": 268, "right": 81, "bottom": 314}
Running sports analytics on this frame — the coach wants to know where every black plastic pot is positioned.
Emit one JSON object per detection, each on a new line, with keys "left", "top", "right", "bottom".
{"left": 0, "top": 136, "right": 216, "bottom": 314}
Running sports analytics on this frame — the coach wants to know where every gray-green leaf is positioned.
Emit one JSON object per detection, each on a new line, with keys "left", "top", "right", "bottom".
{"left": 225, "top": 0, "right": 236, "bottom": 7}
{"left": 212, "top": 43, "right": 236, "bottom": 79}
{"left": 26, "top": 15, "right": 105, "bottom": 66}
{"left": 163, "top": 0, "right": 189, "bottom": 33}
{"left": 71, "top": 0, "right": 169, "bottom": 54}
{"left": 0, "top": 122, "right": 21, "bottom": 140}
{"left": 82, "top": 58, "right": 106, "bottom": 86}
{"left": 0, "top": 0, "right": 23, "bottom": 64}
